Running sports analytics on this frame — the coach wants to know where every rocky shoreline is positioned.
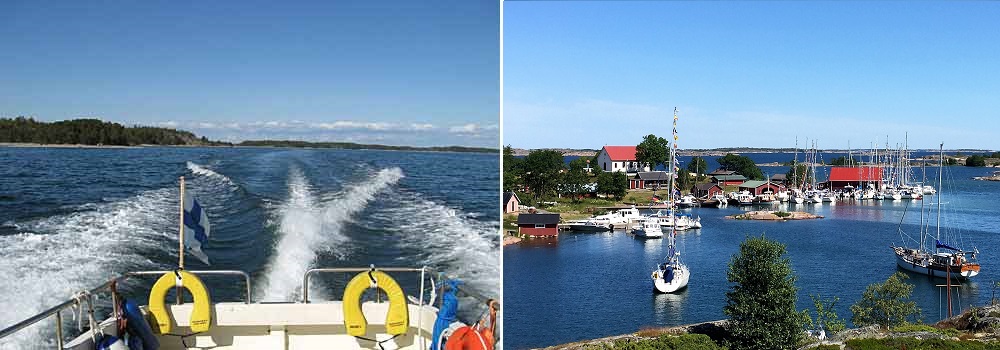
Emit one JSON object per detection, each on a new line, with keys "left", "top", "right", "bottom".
{"left": 727, "top": 211, "right": 824, "bottom": 221}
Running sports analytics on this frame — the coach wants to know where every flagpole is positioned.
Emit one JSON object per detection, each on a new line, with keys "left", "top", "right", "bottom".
{"left": 178, "top": 176, "right": 185, "bottom": 305}
{"left": 179, "top": 176, "right": 186, "bottom": 270}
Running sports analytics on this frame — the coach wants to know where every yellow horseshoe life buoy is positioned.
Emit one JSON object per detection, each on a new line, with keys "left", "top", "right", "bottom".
{"left": 343, "top": 270, "right": 409, "bottom": 337}
{"left": 148, "top": 270, "right": 212, "bottom": 334}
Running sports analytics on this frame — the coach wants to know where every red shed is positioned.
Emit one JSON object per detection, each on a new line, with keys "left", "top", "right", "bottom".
{"left": 738, "top": 180, "right": 787, "bottom": 196}
{"left": 692, "top": 183, "right": 723, "bottom": 198}
{"left": 828, "top": 167, "right": 882, "bottom": 190}
{"left": 517, "top": 213, "right": 560, "bottom": 237}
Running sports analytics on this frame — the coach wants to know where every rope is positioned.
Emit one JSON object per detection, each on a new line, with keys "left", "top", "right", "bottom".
{"left": 355, "top": 334, "right": 400, "bottom": 350}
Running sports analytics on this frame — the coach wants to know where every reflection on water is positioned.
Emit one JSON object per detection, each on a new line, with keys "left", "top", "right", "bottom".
{"left": 652, "top": 290, "right": 688, "bottom": 325}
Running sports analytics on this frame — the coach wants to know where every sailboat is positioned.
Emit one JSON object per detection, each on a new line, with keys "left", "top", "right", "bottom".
{"left": 891, "top": 144, "right": 981, "bottom": 280}
{"left": 651, "top": 108, "right": 690, "bottom": 294}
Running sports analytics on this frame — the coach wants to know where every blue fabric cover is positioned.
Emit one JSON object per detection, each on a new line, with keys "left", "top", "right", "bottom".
{"left": 123, "top": 299, "right": 160, "bottom": 350}
{"left": 430, "top": 279, "right": 462, "bottom": 350}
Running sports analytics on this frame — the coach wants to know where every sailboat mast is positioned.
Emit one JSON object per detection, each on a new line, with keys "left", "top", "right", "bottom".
{"left": 936, "top": 143, "right": 943, "bottom": 254}
{"left": 670, "top": 107, "right": 678, "bottom": 257}
{"left": 793, "top": 137, "right": 798, "bottom": 190}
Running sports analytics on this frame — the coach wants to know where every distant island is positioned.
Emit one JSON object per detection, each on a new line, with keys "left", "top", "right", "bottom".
{"left": 239, "top": 140, "right": 497, "bottom": 153}
{"left": 1, "top": 117, "right": 497, "bottom": 153}
{"left": 0, "top": 117, "right": 229, "bottom": 146}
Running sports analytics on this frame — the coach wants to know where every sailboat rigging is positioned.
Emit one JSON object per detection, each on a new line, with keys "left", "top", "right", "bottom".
{"left": 891, "top": 143, "right": 980, "bottom": 280}
{"left": 651, "top": 107, "right": 690, "bottom": 293}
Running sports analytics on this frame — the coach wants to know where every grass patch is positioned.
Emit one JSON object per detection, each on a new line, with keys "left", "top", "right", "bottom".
{"left": 891, "top": 323, "right": 961, "bottom": 337}
{"left": 814, "top": 345, "right": 841, "bottom": 350}
{"left": 845, "top": 337, "right": 999, "bottom": 350}
{"left": 774, "top": 211, "right": 791, "bottom": 218}
{"left": 584, "top": 334, "right": 725, "bottom": 350}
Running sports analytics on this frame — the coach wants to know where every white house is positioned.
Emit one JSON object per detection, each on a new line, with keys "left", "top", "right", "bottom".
{"left": 596, "top": 146, "right": 651, "bottom": 174}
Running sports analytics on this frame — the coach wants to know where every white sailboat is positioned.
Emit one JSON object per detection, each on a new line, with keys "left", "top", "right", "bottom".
{"left": 891, "top": 144, "right": 980, "bottom": 280}
{"left": 651, "top": 108, "right": 690, "bottom": 294}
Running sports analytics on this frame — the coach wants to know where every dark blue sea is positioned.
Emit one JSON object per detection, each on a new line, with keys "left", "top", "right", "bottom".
{"left": 0, "top": 146, "right": 499, "bottom": 349}
{"left": 505, "top": 154, "right": 1000, "bottom": 350}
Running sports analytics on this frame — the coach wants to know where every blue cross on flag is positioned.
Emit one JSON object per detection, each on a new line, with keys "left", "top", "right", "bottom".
{"left": 183, "top": 192, "right": 211, "bottom": 265}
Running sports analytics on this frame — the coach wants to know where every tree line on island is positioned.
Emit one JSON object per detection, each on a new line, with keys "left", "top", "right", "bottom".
{"left": 0, "top": 117, "right": 497, "bottom": 153}
{"left": 504, "top": 134, "right": 768, "bottom": 204}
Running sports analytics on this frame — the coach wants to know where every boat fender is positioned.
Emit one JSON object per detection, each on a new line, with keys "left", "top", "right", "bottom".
{"left": 148, "top": 270, "right": 212, "bottom": 335}
{"left": 123, "top": 298, "right": 160, "bottom": 350}
{"left": 343, "top": 269, "right": 409, "bottom": 337}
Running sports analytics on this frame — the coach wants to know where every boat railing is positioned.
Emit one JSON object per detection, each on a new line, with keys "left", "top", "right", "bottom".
{"left": 0, "top": 269, "right": 251, "bottom": 348}
{"left": 302, "top": 266, "right": 498, "bottom": 307}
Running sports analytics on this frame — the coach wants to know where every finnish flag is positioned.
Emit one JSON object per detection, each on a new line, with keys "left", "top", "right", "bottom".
{"left": 183, "top": 193, "right": 211, "bottom": 265}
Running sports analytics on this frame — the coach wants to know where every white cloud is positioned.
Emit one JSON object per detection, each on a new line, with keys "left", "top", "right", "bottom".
{"left": 449, "top": 123, "right": 481, "bottom": 134}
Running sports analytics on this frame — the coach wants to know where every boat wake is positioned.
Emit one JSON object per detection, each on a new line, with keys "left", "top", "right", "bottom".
{"left": 0, "top": 188, "right": 176, "bottom": 350}
{"left": 375, "top": 197, "right": 500, "bottom": 297}
{"left": 257, "top": 167, "right": 404, "bottom": 302}
{"left": 187, "top": 161, "right": 237, "bottom": 187}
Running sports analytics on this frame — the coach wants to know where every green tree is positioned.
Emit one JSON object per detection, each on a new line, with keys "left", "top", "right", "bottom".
{"left": 724, "top": 235, "right": 801, "bottom": 350}
{"left": 785, "top": 161, "right": 811, "bottom": 188}
{"left": 966, "top": 155, "right": 987, "bottom": 167}
{"left": 828, "top": 156, "right": 858, "bottom": 166}
{"left": 688, "top": 156, "right": 708, "bottom": 181}
{"left": 803, "top": 294, "right": 846, "bottom": 335}
{"left": 636, "top": 134, "right": 669, "bottom": 171}
{"left": 503, "top": 145, "right": 524, "bottom": 192}
{"left": 850, "top": 272, "right": 920, "bottom": 330}
{"left": 521, "top": 149, "right": 565, "bottom": 202}
{"left": 596, "top": 171, "right": 627, "bottom": 199}
{"left": 718, "top": 154, "right": 765, "bottom": 180}
{"left": 946, "top": 158, "right": 958, "bottom": 166}
{"left": 676, "top": 169, "right": 692, "bottom": 193}
{"left": 561, "top": 158, "right": 590, "bottom": 202}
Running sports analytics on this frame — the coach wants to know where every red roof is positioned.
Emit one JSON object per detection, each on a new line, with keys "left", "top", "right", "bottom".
{"left": 603, "top": 146, "right": 637, "bottom": 161}
{"left": 828, "top": 167, "right": 883, "bottom": 182}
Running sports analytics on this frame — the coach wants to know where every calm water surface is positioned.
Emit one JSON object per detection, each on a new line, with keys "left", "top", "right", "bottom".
{"left": 505, "top": 161, "right": 1000, "bottom": 350}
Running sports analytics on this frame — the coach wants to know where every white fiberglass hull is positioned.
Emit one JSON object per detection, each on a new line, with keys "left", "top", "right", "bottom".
{"left": 633, "top": 228, "right": 664, "bottom": 238}
{"left": 652, "top": 264, "right": 689, "bottom": 294}
{"left": 893, "top": 250, "right": 979, "bottom": 280}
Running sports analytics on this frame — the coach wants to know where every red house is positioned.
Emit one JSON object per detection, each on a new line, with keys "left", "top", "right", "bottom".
{"left": 712, "top": 174, "right": 747, "bottom": 187}
{"left": 692, "top": 183, "right": 723, "bottom": 198}
{"left": 517, "top": 213, "right": 560, "bottom": 237}
{"left": 738, "top": 180, "right": 787, "bottom": 195}
{"left": 827, "top": 167, "right": 883, "bottom": 190}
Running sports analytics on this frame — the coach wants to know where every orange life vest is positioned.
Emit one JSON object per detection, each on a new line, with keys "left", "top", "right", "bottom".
{"left": 444, "top": 300, "right": 498, "bottom": 350}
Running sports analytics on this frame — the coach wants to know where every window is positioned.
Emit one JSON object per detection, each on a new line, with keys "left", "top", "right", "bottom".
{"left": 534, "top": 224, "right": 546, "bottom": 229}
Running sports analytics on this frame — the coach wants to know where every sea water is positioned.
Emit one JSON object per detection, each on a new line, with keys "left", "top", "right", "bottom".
{"left": 505, "top": 157, "right": 1000, "bottom": 349}
{"left": 0, "top": 146, "right": 499, "bottom": 349}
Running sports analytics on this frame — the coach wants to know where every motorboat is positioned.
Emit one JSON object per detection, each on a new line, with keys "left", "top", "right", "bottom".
{"left": 631, "top": 218, "right": 664, "bottom": 239}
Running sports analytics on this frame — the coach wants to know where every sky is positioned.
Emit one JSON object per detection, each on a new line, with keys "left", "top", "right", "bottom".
{"left": 503, "top": 2, "right": 1000, "bottom": 150}
{"left": 0, "top": 1, "right": 499, "bottom": 147}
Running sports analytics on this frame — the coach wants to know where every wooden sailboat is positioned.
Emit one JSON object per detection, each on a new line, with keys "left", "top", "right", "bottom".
{"left": 891, "top": 144, "right": 980, "bottom": 280}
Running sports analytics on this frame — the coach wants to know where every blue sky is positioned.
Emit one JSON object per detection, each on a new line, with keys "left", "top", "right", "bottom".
{"left": 0, "top": 1, "right": 498, "bottom": 147}
{"left": 504, "top": 2, "right": 1000, "bottom": 150}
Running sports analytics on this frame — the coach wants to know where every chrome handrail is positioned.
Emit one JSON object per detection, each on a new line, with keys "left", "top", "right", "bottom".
{"left": 302, "top": 266, "right": 499, "bottom": 309}
{"left": 0, "top": 269, "right": 252, "bottom": 347}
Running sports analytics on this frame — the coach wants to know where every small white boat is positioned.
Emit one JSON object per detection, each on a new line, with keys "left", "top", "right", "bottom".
{"left": 631, "top": 218, "right": 664, "bottom": 238}
{"left": 675, "top": 195, "right": 698, "bottom": 208}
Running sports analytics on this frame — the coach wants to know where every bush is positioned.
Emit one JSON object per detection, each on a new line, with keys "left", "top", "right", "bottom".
{"left": 892, "top": 323, "right": 960, "bottom": 337}
{"left": 774, "top": 211, "right": 791, "bottom": 218}
{"left": 845, "top": 337, "right": 998, "bottom": 350}
{"left": 724, "top": 235, "right": 801, "bottom": 349}
{"left": 588, "top": 334, "right": 725, "bottom": 350}
{"left": 850, "top": 272, "right": 921, "bottom": 330}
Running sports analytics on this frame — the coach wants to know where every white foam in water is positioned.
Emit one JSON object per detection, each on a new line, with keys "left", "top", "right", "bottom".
{"left": 187, "top": 161, "right": 236, "bottom": 186}
{"left": 258, "top": 167, "right": 404, "bottom": 302}
{"left": 0, "top": 188, "right": 176, "bottom": 350}
{"left": 380, "top": 197, "right": 500, "bottom": 296}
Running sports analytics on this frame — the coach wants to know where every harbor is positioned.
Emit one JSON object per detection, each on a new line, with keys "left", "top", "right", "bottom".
{"left": 504, "top": 158, "right": 1000, "bottom": 350}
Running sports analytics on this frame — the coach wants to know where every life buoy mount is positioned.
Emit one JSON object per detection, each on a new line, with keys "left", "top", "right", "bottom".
{"left": 148, "top": 270, "right": 212, "bottom": 334}
{"left": 342, "top": 268, "right": 410, "bottom": 338}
